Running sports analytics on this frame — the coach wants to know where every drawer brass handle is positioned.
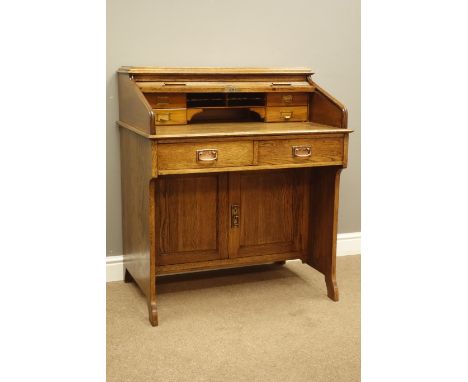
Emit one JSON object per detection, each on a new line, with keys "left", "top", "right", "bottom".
{"left": 157, "top": 113, "right": 171, "bottom": 122}
{"left": 163, "top": 82, "right": 187, "bottom": 86}
{"left": 292, "top": 146, "right": 312, "bottom": 158}
{"left": 281, "top": 112, "right": 293, "bottom": 120}
{"left": 271, "top": 83, "right": 292, "bottom": 86}
{"left": 196, "top": 149, "right": 218, "bottom": 162}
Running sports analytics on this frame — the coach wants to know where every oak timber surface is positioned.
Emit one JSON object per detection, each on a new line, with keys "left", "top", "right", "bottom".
{"left": 137, "top": 81, "right": 314, "bottom": 93}
{"left": 119, "top": 67, "right": 314, "bottom": 75}
{"left": 158, "top": 141, "right": 254, "bottom": 170}
{"left": 117, "top": 66, "right": 351, "bottom": 326}
{"left": 148, "top": 122, "right": 352, "bottom": 139}
{"left": 156, "top": 174, "right": 229, "bottom": 266}
{"left": 233, "top": 170, "right": 308, "bottom": 259}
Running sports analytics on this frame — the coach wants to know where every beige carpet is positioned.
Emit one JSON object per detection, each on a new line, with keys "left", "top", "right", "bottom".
{"left": 107, "top": 255, "right": 360, "bottom": 382}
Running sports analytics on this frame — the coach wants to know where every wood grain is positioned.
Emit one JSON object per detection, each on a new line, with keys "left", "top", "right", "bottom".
{"left": 150, "top": 122, "right": 352, "bottom": 140}
{"left": 117, "top": 67, "right": 351, "bottom": 326}
{"left": 137, "top": 81, "right": 315, "bottom": 93}
{"left": 307, "top": 167, "right": 342, "bottom": 301}
{"left": 119, "top": 127, "right": 158, "bottom": 325}
{"left": 308, "top": 80, "right": 348, "bottom": 129}
{"left": 131, "top": 74, "right": 310, "bottom": 83}
{"left": 156, "top": 174, "right": 228, "bottom": 265}
{"left": 230, "top": 170, "right": 309, "bottom": 259}
{"left": 117, "top": 73, "right": 154, "bottom": 134}
{"left": 145, "top": 93, "right": 186, "bottom": 108}
{"left": 117, "top": 120, "right": 353, "bottom": 140}
{"left": 264, "top": 106, "right": 308, "bottom": 122}
{"left": 343, "top": 134, "right": 349, "bottom": 168}
{"left": 257, "top": 137, "right": 344, "bottom": 166}
{"left": 266, "top": 93, "right": 309, "bottom": 106}
{"left": 157, "top": 162, "right": 344, "bottom": 176}
{"left": 158, "top": 141, "right": 253, "bottom": 170}
{"left": 154, "top": 108, "right": 187, "bottom": 125}
{"left": 155, "top": 132, "right": 346, "bottom": 144}
{"left": 156, "top": 252, "right": 301, "bottom": 275}
{"left": 119, "top": 67, "right": 314, "bottom": 75}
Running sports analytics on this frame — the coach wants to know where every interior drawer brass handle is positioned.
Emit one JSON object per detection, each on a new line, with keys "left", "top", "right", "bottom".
{"left": 292, "top": 146, "right": 312, "bottom": 158}
{"left": 281, "top": 112, "right": 293, "bottom": 120}
{"left": 196, "top": 149, "right": 218, "bottom": 162}
{"left": 157, "top": 113, "right": 171, "bottom": 122}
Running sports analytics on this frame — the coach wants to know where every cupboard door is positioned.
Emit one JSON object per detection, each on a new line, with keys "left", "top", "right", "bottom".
{"left": 156, "top": 173, "right": 228, "bottom": 265}
{"left": 228, "top": 170, "right": 309, "bottom": 259}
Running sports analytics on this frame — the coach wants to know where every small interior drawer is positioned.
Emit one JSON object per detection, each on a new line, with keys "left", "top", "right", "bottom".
{"left": 158, "top": 141, "right": 254, "bottom": 170}
{"left": 154, "top": 108, "right": 187, "bottom": 125}
{"left": 257, "top": 137, "right": 344, "bottom": 166}
{"left": 145, "top": 93, "right": 186, "bottom": 108}
{"left": 265, "top": 106, "right": 308, "bottom": 122}
{"left": 266, "top": 93, "right": 308, "bottom": 107}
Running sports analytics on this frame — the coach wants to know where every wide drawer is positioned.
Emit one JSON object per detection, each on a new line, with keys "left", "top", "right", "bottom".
{"left": 265, "top": 106, "right": 308, "bottom": 122}
{"left": 146, "top": 93, "right": 186, "bottom": 108}
{"left": 154, "top": 108, "right": 187, "bottom": 125}
{"left": 266, "top": 93, "right": 308, "bottom": 107}
{"left": 257, "top": 137, "right": 344, "bottom": 166}
{"left": 158, "top": 141, "right": 254, "bottom": 170}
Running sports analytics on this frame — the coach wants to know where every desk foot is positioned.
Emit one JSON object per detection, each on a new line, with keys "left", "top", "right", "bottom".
{"left": 148, "top": 302, "right": 158, "bottom": 326}
{"left": 325, "top": 275, "right": 339, "bottom": 301}
{"left": 124, "top": 268, "right": 134, "bottom": 283}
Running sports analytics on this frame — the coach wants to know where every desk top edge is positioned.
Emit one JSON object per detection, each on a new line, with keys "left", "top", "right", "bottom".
{"left": 118, "top": 121, "right": 352, "bottom": 140}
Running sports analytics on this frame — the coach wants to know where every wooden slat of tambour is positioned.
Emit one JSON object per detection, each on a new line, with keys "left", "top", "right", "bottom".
{"left": 137, "top": 81, "right": 315, "bottom": 93}
{"left": 133, "top": 74, "right": 309, "bottom": 82}
{"left": 119, "top": 67, "right": 314, "bottom": 75}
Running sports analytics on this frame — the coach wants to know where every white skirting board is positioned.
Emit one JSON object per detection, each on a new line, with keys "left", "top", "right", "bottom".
{"left": 336, "top": 232, "right": 361, "bottom": 257}
{"left": 106, "top": 232, "right": 361, "bottom": 282}
{"left": 106, "top": 255, "right": 126, "bottom": 283}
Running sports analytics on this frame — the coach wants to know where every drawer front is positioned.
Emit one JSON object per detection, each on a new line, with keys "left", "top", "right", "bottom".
{"left": 154, "top": 108, "right": 187, "bottom": 125}
{"left": 266, "top": 93, "right": 308, "bottom": 107}
{"left": 158, "top": 141, "right": 254, "bottom": 170}
{"left": 257, "top": 137, "right": 344, "bottom": 166}
{"left": 146, "top": 93, "right": 186, "bottom": 108}
{"left": 265, "top": 106, "right": 308, "bottom": 122}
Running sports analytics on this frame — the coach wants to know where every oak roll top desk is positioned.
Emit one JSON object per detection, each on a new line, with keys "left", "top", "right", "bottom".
{"left": 117, "top": 67, "right": 352, "bottom": 326}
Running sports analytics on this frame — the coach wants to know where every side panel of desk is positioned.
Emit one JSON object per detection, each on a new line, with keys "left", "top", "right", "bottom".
{"left": 120, "top": 127, "right": 158, "bottom": 325}
{"left": 308, "top": 166, "right": 342, "bottom": 301}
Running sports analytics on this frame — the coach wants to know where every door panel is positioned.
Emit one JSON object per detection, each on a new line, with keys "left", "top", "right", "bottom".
{"left": 229, "top": 170, "right": 309, "bottom": 258}
{"left": 240, "top": 172, "right": 293, "bottom": 246}
{"left": 156, "top": 173, "right": 228, "bottom": 265}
